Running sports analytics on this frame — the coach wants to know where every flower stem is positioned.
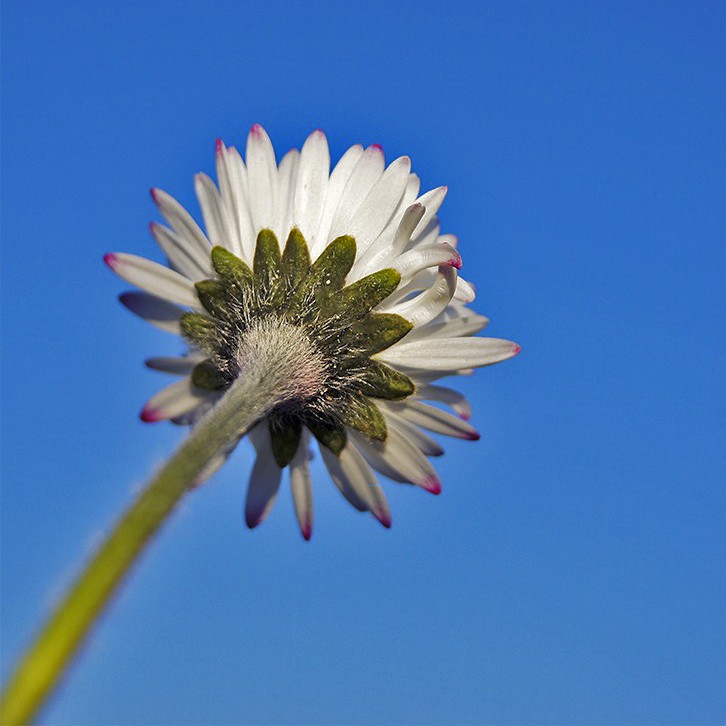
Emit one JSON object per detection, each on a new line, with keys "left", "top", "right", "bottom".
{"left": 0, "top": 358, "right": 290, "bottom": 725}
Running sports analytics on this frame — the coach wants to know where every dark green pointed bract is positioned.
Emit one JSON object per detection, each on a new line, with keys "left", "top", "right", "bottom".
{"left": 343, "top": 395, "right": 387, "bottom": 441}
{"left": 358, "top": 360, "right": 415, "bottom": 400}
{"left": 253, "top": 229, "right": 283, "bottom": 306}
{"left": 269, "top": 416, "right": 302, "bottom": 468}
{"left": 281, "top": 228, "right": 311, "bottom": 292}
{"left": 322, "top": 268, "right": 401, "bottom": 320}
{"left": 345, "top": 313, "right": 413, "bottom": 357}
{"left": 191, "top": 360, "right": 227, "bottom": 391}
{"left": 182, "top": 233, "right": 416, "bottom": 463}
{"left": 306, "top": 418, "right": 347, "bottom": 454}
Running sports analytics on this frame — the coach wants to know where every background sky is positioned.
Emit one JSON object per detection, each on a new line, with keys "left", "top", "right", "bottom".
{"left": 2, "top": 1, "right": 725, "bottom": 724}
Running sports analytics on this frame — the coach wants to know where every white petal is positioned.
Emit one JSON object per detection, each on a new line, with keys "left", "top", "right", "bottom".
{"left": 245, "top": 423, "right": 282, "bottom": 528}
{"left": 454, "top": 276, "right": 476, "bottom": 302}
{"left": 384, "top": 401, "right": 479, "bottom": 440}
{"left": 245, "top": 124, "right": 279, "bottom": 234}
{"left": 328, "top": 145, "right": 385, "bottom": 244}
{"left": 151, "top": 188, "right": 211, "bottom": 261}
{"left": 382, "top": 266, "right": 457, "bottom": 328}
{"left": 276, "top": 148, "right": 300, "bottom": 244}
{"left": 118, "top": 291, "right": 183, "bottom": 334}
{"left": 404, "top": 312, "right": 489, "bottom": 343}
{"left": 293, "top": 130, "right": 330, "bottom": 248}
{"left": 145, "top": 356, "right": 199, "bottom": 375}
{"left": 376, "top": 337, "right": 520, "bottom": 371}
{"left": 394, "top": 243, "right": 461, "bottom": 281}
{"left": 411, "top": 186, "right": 447, "bottom": 240}
{"left": 224, "top": 145, "right": 256, "bottom": 264}
{"left": 345, "top": 156, "right": 411, "bottom": 254}
{"left": 320, "top": 442, "right": 375, "bottom": 513}
{"left": 106, "top": 253, "right": 198, "bottom": 307}
{"left": 313, "top": 144, "right": 364, "bottom": 257}
{"left": 416, "top": 385, "right": 472, "bottom": 420}
{"left": 140, "top": 377, "right": 210, "bottom": 422}
{"left": 350, "top": 427, "right": 440, "bottom": 493}
{"left": 150, "top": 222, "right": 211, "bottom": 280}
{"left": 383, "top": 410, "right": 444, "bottom": 457}
{"left": 215, "top": 140, "right": 246, "bottom": 257}
{"left": 195, "top": 172, "right": 237, "bottom": 254}
{"left": 289, "top": 430, "right": 314, "bottom": 540}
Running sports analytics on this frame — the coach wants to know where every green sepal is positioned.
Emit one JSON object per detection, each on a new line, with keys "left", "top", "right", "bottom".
{"left": 285, "top": 235, "right": 356, "bottom": 316}
{"left": 253, "top": 229, "right": 283, "bottom": 307}
{"left": 281, "top": 228, "right": 311, "bottom": 292}
{"left": 179, "top": 312, "right": 219, "bottom": 354}
{"left": 306, "top": 417, "right": 347, "bottom": 454}
{"left": 322, "top": 268, "right": 401, "bottom": 321}
{"left": 211, "top": 246, "right": 254, "bottom": 290}
{"left": 343, "top": 395, "right": 388, "bottom": 441}
{"left": 268, "top": 416, "right": 302, "bottom": 468}
{"left": 191, "top": 360, "right": 227, "bottom": 391}
{"left": 194, "top": 279, "right": 231, "bottom": 319}
{"left": 345, "top": 313, "right": 413, "bottom": 356}
{"left": 357, "top": 360, "right": 415, "bottom": 400}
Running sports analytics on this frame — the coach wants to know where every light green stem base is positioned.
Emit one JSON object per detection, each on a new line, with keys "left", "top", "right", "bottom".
{"left": 0, "top": 362, "right": 287, "bottom": 725}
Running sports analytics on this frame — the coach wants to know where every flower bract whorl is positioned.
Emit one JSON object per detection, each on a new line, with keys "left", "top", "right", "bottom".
{"left": 106, "top": 124, "right": 520, "bottom": 539}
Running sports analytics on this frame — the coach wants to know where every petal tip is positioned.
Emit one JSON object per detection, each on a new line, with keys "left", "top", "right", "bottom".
{"left": 140, "top": 406, "right": 162, "bottom": 423}
{"left": 512, "top": 343, "right": 522, "bottom": 356}
{"left": 250, "top": 123, "right": 265, "bottom": 138}
{"left": 448, "top": 252, "right": 463, "bottom": 270}
{"left": 301, "top": 525, "right": 312, "bottom": 541}
{"left": 215, "top": 137, "right": 224, "bottom": 154}
{"left": 150, "top": 187, "right": 159, "bottom": 203}
{"left": 103, "top": 253, "right": 118, "bottom": 270}
{"left": 422, "top": 476, "right": 442, "bottom": 495}
{"left": 466, "top": 430, "right": 481, "bottom": 442}
{"left": 374, "top": 509, "right": 392, "bottom": 528}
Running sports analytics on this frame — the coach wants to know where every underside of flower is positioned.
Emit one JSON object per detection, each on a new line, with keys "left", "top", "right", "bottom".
{"left": 105, "top": 124, "right": 520, "bottom": 538}
{"left": 183, "top": 229, "right": 415, "bottom": 467}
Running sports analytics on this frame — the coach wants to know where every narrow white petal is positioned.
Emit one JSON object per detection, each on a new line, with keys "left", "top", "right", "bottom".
{"left": 150, "top": 222, "right": 211, "bottom": 280}
{"left": 394, "top": 244, "right": 461, "bottom": 282}
{"left": 145, "top": 356, "right": 199, "bottom": 375}
{"left": 276, "top": 148, "right": 300, "bottom": 243}
{"left": 454, "top": 276, "right": 476, "bottom": 302}
{"left": 350, "top": 427, "right": 440, "bottom": 493}
{"left": 151, "top": 188, "right": 211, "bottom": 260}
{"left": 215, "top": 140, "right": 245, "bottom": 257}
{"left": 141, "top": 377, "right": 210, "bottom": 422}
{"left": 290, "top": 430, "right": 314, "bottom": 540}
{"left": 382, "top": 266, "right": 457, "bottom": 328}
{"left": 376, "top": 337, "right": 519, "bottom": 371}
{"left": 345, "top": 156, "right": 411, "bottom": 254}
{"left": 328, "top": 145, "right": 385, "bottom": 243}
{"left": 383, "top": 410, "right": 445, "bottom": 457}
{"left": 293, "top": 130, "right": 330, "bottom": 248}
{"left": 411, "top": 186, "right": 447, "bottom": 240}
{"left": 225, "top": 146, "right": 256, "bottom": 264}
{"left": 320, "top": 443, "right": 375, "bottom": 512}
{"left": 313, "top": 144, "right": 364, "bottom": 256}
{"left": 194, "top": 173, "right": 231, "bottom": 251}
{"left": 245, "top": 124, "right": 279, "bottom": 234}
{"left": 106, "top": 253, "right": 198, "bottom": 307}
{"left": 118, "top": 291, "right": 183, "bottom": 334}
{"left": 416, "top": 384, "right": 472, "bottom": 420}
{"left": 404, "top": 313, "right": 489, "bottom": 343}
{"left": 384, "top": 401, "right": 479, "bottom": 440}
{"left": 245, "top": 423, "right": 282, "bottom": 528}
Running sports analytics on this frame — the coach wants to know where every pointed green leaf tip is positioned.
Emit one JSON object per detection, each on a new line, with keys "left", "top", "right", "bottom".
{"left": 306, "top": 418, "right": 347, "bottom": 454}
{"left": 285, "top": 235, "right": 356, "bottom": 316}
{"left": 211, "top": 245, "right": 253, "bottom": 289}
{"left": 268, "top": 417, "right": 302, "bottom": 468}
{"left": 358, "top": 360, "right": 415, "bottom": 400}
{"left": 323, "top": 268, "right": 401, "bottom": 320}
{"left": 253, "top": 229, "right": 283, "bottom": 306}
{"left": 180, "top": 312, "right": 219, "bottom": 354}
{"left": 191, "top": 360, "right": 227, "bottom": 390}
{"left": 344, "top": 395, "right": 387, "bottom": 441}
{"left": 281, "top": 228, "right": 311, "bottom": 291}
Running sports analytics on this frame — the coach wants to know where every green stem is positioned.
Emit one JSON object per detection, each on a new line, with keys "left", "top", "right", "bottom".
{"left": 0, "top": 362, "right": 287, "bottom": 725}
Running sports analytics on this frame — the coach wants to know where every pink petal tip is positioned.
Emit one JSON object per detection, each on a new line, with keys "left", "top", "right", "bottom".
{"left": 370, "top": 143, "right": 383, "bottom": 153}
{"left": 301, "top": 521, "right": 313, "bottom": 541}
{"left": 422, "top": 476, "right": 442, "bottom": 495}
{"left": 512, "top": 344, "right": 522, "bottom": 356}
{"left": 250, "top": 123, "right": 264, "bottom": 138}
{"left": 466, "top": 430, "right": 481, "bottom": 441}
{"left": 150, "top": 188, "right": 159, "bottom": 202}
{"left": 460, "top": 412, "right": 471, "bottom": 421}
{"left": 140, "top": 406, "right": 162, "bottom": 423}
{"left": 448, "top": 253, "right": 463, "bottom": 270}
{"left": 215, "top": 137, "right": 224, "bottom": 153}
{"left": 375, "top": 509, "right": 392, "bottom": 528}
{"left": 103, "top": 253, "right": 118, "bottom": 270}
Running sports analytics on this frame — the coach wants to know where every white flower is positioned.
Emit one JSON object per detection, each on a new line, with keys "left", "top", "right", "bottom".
{"left": 105, "top": 124, "right": 519, "bottom": 539}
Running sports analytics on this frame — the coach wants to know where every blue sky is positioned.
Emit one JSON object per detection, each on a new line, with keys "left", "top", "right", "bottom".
{"left": 2, "top": 1, "right": 725, "bottom": 724}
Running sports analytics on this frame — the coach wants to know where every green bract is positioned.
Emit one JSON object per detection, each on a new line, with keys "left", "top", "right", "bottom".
{"left": 180, "top": 228, "right": 415, "bottom": 467}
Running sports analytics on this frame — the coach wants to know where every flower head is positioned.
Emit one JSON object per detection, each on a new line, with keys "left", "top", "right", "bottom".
{"left": 106, "top": 125, "right": 519, "bottom": 538}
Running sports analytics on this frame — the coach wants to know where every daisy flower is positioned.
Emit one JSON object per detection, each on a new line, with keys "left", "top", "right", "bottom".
{"left": 105, "top": 124, "right": 519, "bottom": 539}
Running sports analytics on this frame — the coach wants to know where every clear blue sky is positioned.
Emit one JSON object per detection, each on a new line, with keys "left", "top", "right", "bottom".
{"left": 2, "top": 1, "right": 725, "bottom": 723}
